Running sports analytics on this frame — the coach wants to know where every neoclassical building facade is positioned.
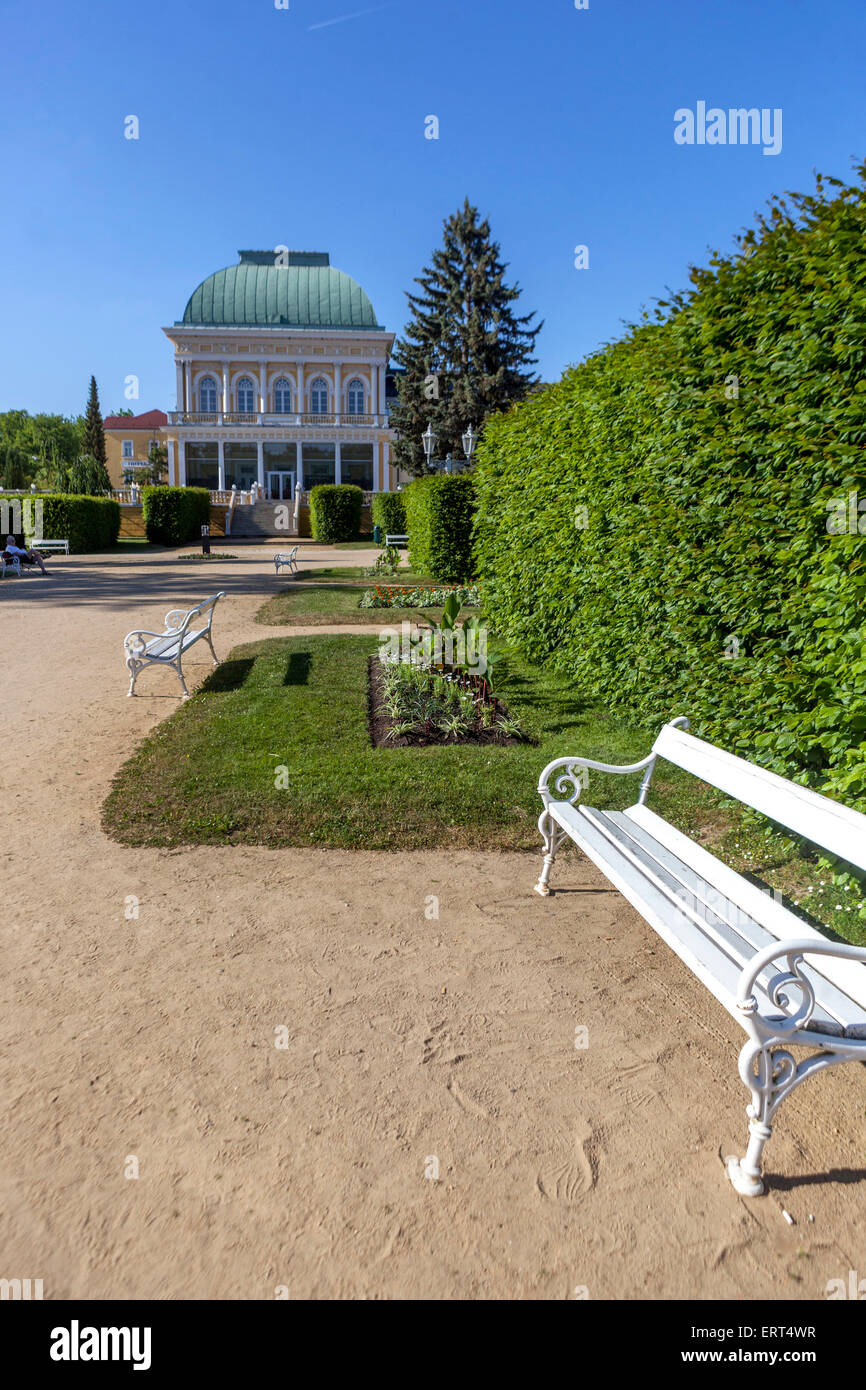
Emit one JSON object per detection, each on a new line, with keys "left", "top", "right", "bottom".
{"left": 161, "top": 250, "right": 396, "bottom": 498}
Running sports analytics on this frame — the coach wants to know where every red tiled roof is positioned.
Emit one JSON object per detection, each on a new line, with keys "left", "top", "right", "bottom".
{"left": 103, "top": 409, "right": 168, "bottom": 431}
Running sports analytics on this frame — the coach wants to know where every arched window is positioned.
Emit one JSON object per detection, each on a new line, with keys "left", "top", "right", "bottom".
{"left": 310, "top": 377, "right": 329, "bottom": 414}
{"left": 237, "top": 376, "right": 256, "bottom": 412}
{"left": 199, "top": 375, "right": 218, "bottom": 412}
{"left": 346, "top": 378, "right": 365, "bottom": 415}
{"left": 274, "top": 378, "right": 293, "bottom": 413}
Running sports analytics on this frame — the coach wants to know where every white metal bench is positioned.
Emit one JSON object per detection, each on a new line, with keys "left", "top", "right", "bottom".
{"left": 535, "top": 716, "right": 866, "bottom": 1196}
{"left": 30, "top": 539, "right": 69, "bottom": 555}
{"left": 274, "top": 547, "right": 299, "bottom": 575}
{"left": 1, "top": 555, "right": 22, "bottom": 578}
{"left": 124, "top": 592, "right": 226, "bottom": 699}
{"left": 385, "top": 533, "right": 408, "bottom": 548}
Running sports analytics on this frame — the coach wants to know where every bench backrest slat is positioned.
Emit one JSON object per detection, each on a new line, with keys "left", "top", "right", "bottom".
{"left": 653, "top": 724, "right": 866, "bottom": 872}
{"left": 186, "top": 592, "right": 225, "bottom": 627}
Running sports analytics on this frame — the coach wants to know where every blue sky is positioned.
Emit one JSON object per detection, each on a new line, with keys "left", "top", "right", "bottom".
{"left": 0, "top": 0, "right": 863, "bottom": 417}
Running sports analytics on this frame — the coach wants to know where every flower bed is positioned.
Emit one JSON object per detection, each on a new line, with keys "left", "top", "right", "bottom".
{"left": 370, "top": 653, "right": 526, "bottom": 747}
{"left": 358, "top": 583, "right": 480, "bottom": 610}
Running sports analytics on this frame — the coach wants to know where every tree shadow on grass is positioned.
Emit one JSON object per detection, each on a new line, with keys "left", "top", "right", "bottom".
{"left": 198, "top": 658, "right": 256, "bottom": 693}
{"left": 283, "top": 651, "right": 312, "bottom": 685}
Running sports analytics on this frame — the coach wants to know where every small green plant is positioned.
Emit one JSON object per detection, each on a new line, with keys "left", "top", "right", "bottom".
{"left": 363, "top": 544, "right": 401, "bottom": 577}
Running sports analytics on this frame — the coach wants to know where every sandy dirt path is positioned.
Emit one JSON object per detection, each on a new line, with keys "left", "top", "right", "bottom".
{"left": 2, "top": 545, "right": 866, "bottom": 1300}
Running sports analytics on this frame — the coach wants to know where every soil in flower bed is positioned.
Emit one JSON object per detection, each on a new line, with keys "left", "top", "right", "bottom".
{"left": 367, "top": 656, "right": 529, "bottom": 748}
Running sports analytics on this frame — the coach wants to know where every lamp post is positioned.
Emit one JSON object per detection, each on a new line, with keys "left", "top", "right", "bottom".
{"left": 421, "top": 423, "right": 437, "bottom": 472}
{"left": 462, "top": 424, "right": 478, "bottom": 466}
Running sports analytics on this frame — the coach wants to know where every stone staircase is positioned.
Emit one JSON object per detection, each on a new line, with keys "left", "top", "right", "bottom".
{"left": 228, "top": 501, "right": 297, "bottom": 538}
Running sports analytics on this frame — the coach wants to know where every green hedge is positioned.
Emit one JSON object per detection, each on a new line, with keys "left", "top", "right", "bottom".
{"left": 403, "top": 475, "right": 477, "bottom": 581}
{"left": 6, "top": 493, "right": 120, "bottom": 552}
{"left": 371, "top": 491, "right": 407, "bottom": 535}
{"left": 309, "top": 484, "right": 363, "bottom": 543}
{"left": 474, "top": 166, "right": 866, "bottom": 837}
{"left": 141, "top": 486, "right": 210, "bottom": 545}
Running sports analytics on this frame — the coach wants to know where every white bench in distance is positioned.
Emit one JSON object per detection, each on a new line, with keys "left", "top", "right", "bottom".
{"left": 274, "top": 547, "right": 299, "bottom": 575}
{"left": 534, "top": 716, "right": 866, "bottom": 1196}
{"left": 385, "top": 533, "right": 408, "bottom": 548}
{"left": 124, "top": 592, "right": 226, "bottom": 699}
{"left": 30, "top": 539, "right": 69, "bottom": 555}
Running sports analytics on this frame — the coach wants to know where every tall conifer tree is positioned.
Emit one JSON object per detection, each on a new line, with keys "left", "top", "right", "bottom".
{"left": 82, "top": 376, "right": 108, "bottom": 467}
{"left": 390, "top": 200, "right": 542, "bottom": 476}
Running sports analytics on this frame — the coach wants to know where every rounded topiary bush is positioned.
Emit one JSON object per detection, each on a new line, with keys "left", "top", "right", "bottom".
{"left": 141, "top": 486, "right": 210, "bottom": 545}
{"left": 371, "top": 491, "right": 406, "bottom": 536}
{"left": 402, "top": 474, "right": 477, "bottom": 581}
{"left": 6, "top": 494, "right": 121, "bottom": 552}
{"left": 309, "top": 484, "right": 363, "bottom": 543}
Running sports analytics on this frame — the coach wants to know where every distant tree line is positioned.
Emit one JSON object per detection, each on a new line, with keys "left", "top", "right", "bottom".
{"left": 0, "top": 375, "right": 112, "bottom": 494}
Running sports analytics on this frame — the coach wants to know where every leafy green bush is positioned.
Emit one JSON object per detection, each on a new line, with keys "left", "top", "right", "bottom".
{"left": 371, "top": 491, "right": 407, "bottom": 535}
{"left": 62, "top": 454, "right": 111, "bottom": 495}
{"left": 474, "top": 166, "right": 866, "bottom": 841}
{"left": 309, "top": 484, "right": 363, "bottom": 543}
{"left": 141, "top": 486, "right": 210, "bottom": 545}
{"left": 403, "top": 475, "right": 477, "bottom": 581}
{"left": 15, "top": 494, "right": 120, "bottom": 552}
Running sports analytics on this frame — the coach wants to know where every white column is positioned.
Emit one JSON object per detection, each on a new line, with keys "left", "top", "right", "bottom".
{"left": 382, "top": 440, "right": 390, "bottom": 491}
{"left": 175, "top": 360, "right": 184, "bottom": 412}
{"left": 221, "top": 363, "right": 230, "bottom": 414}
{"left": 335, "top": 442, "right": 341, "bottom": 485}
{"left": 296, "top": 444, "right": 304, "bottom": 492}
{"left": 378, "top": 364, "right": 386, "bottom": 421}
{"left": 178, "top": 438, "right": 186, "bottom": 486}
{"left": 372, "top": 439, "right": 379, "bottom": 492}
{"left": 184, "top": 361, "right": 192, "bottom": 411}
{"left": 257, "top": 439, "right": 265, "bottom": 492}
{"left": 259, "top": 361, "right": 268, "bottom": 413}
{"left": 167, "top": 438, "right": 176, "bottom": 486}
{"left": 334, "top": 362, "right": 342, "bottom": 417}
{"left": 296, "top": 363, "right": 304, "bottom": 416}
{"left": 218, "top": 439, "right": 225, "bottom": 492}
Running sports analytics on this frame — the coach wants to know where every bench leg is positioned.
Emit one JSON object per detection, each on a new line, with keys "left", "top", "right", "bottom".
{"left": 726, "top": 1037, "right": 784, "bottom": 1196}
{"left": 174, "top": 658, "right": 190, "bottom": 699}
{"left": 204, "top": 630, "right": 219, "bottom": 666}
{"left": 534, "top": 810, "right": 566, "bottom": 896}
{"left": 726, "top": 1120, "right": 772, "bottom": 1197}
{"left": 126, "top": 659, "right": 141, "bottom": 697}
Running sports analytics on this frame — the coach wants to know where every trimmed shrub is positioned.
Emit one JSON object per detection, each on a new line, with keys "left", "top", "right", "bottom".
{"left": 403, "top": 475, "right": 477, "bottom": 581}
{"left": 142, "top": 486, "right": 210, "bottom": 545}
{"left": 371, "top": 491, "right": 406, "bottom": 535}
{"left": 473, "top": 167, "right": 866, "bottom": 831}
{"left": 309, "top": 484, "right": 363, "bottom": 543}
{"left": 11, "top": 493, "right": 120, "bottom": 552}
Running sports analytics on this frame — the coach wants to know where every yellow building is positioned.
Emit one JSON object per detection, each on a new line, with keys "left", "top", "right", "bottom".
{"left": 103, "top": 410, "right": 167, "bottom": 488}
{"left": 164, "top": 249, "right": 396, "bottom": 499}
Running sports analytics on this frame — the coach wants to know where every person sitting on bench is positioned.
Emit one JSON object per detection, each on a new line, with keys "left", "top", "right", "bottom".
{"left": 4, "top": 536, "right": 49, "bottom": 575}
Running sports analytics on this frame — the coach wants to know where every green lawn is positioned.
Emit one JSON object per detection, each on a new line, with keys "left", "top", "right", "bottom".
{"left": 101, "top": 633, "right": 865, "bottom": 942}
{"left": 256, "top": 584, "right": 430, "bottom": 626}
{"left": 255, "top": 583, "right": 470, "bottom": 626}
{"left": 290, "top": 566, "right": 430, "bottom": 584}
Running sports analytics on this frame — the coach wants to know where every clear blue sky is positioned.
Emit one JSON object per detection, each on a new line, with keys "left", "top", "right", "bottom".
{"left": 0, "top": 0, "right": 863, "bottom": 417}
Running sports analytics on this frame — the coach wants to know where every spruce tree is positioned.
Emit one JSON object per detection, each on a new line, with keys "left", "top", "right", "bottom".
{"left": 390, "top": 200, "right": 542, "bottom": 475}
{"left": 82, "top": 376, "right": 108, "bottom": 467}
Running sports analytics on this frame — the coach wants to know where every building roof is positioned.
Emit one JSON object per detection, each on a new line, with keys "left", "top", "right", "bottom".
{"left": 103, "top": 409, "right": 168, "bottom": 431}
{"left": 179, "top": 251, "right": 383, "bottom": 330}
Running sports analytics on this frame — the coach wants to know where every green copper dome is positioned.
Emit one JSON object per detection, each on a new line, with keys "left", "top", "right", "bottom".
{"left": 180, "top": 251, "right": 382, "bottom": 329}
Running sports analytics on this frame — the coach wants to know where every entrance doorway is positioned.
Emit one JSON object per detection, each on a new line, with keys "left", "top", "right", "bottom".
{"left": 267, "top": 471, "right": 295, "bottom": 501}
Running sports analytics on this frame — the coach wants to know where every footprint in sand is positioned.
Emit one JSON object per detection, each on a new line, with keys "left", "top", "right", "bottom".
{"left": 536, "top": 1119, "right": 597, "bottom": 1202}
